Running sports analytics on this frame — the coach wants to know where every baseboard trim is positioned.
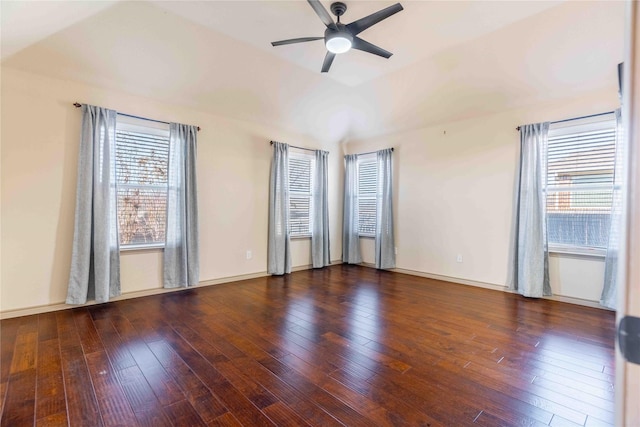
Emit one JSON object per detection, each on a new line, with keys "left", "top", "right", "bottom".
{"left": 391, "top": 266, "right": 507, "bottom": 292}
{"left": 0, "top": 260, "right": 343, "bottom": 320}
{"left": 361, "top": 263, "right": 606, "bottom": 310}
{"left": 0, "top": 270, "right": 265, "bottom": 320}
{"left": 2, "top": 260, "right": 605, "bottom": 318}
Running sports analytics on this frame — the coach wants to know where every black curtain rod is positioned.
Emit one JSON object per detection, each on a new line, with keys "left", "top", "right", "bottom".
{"left": 73, "top": 103, "right": 200, "bottom": 131}
{"left": 270, "top": 141, "right": 326, "bottom": 153}
{"left": 515, "top": 110, "right": 615, "bottom": 131}
{"left": 354, "top": 148, "right": 394, "bottom": 156}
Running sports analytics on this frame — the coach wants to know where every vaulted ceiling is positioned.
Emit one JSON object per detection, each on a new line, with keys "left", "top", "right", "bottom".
{"left": 1, "top": 1, "right": 625, "bottom": 143}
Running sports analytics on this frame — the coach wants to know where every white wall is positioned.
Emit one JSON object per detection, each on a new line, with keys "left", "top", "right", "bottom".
{"left": 0, "top": 69, "right": 619, "bottom": 313}
{"left": 347, "top": 88, "right": 619, "bottom": 303}
{"left": 0, "top": 67, "right": 343, "bottom": 313}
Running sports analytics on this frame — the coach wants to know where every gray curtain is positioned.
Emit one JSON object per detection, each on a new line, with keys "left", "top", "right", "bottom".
{"left": 268, "top": 142, "right": 292, "bottom": 274}
{"left": 312, "top": 149, "right": 330, "bottom": 268}
{"left": 375, "top": 149, "right": 396, "bottom": 269}
{"left": 66, "top": 104, "right": 120, "bottom": 304}
{"left": 510, "top": 122, "right": 551, "bottom": 297}
{"left": 164, "top": 123, "right": 199, "bottom": 288}
{"left": 342, "top": 154, "right": 362, "bottom": 264}
{"left": 601, "top": 109, "right": 624, "bottom": 309}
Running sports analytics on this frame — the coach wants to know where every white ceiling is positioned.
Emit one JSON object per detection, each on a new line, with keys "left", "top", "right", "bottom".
{"left": 0, "top": 0, "right": 625, "bottom": 142}
{"left": 151, "top": 0, "right": 563, "bottom": 86}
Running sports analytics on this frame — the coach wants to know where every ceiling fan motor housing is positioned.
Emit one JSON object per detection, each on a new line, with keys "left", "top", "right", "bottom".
{"left": 330, "top": 2, "right": 348, "bottom": 18}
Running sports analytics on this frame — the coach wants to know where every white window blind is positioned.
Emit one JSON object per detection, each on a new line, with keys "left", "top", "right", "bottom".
{"left": 289, "top": 153, "right": 314, "bottom": 237}
{"left": 546, "top": 114, "right": 617, "bottom": 251}
{"left": 358, "top": 157, "right": 377, "bottom": 236}
{"left": 115, "top": 119, "right": 170, "bottom": 247}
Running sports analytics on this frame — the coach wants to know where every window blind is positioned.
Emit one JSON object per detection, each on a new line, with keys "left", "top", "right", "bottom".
{"left": 546, "top": 115, "right": 617, "bottom": 249}
{"left": 115, "top": 127, "right": 170, "bottom": 246}
{"left": 358, "top": 158, "right": 377, "bottom": 236}
{"left": 289, "top": 154, "right": 313, "bottom": 236}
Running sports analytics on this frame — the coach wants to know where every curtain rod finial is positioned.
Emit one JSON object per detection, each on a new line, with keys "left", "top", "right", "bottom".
{"left": 73, "top": 102, "right": 82, "bottom": 108}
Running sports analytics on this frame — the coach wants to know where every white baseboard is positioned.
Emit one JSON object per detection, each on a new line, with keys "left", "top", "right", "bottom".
{"left": 361, "top": 263, "right": 606, "bottom": 310}
{"left": 1, "top": 260, "right": 605, "bottom": 319}
{"left": 0, "top": 270, "right": 259, "bottom": 320}
{"left": 0, "top": 260, "right": 345, "bottom": 320}
{"left": 390, "top": 266, "right": 507, "bottom": 292}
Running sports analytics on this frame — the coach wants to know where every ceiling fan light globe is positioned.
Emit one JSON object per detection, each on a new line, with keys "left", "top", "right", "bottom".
{"left": 325, "top": 31, "right": 353, "bottom": 54}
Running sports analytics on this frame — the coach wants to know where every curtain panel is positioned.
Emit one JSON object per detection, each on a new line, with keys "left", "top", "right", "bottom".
{"left": 375, "top": 148, "right": 396, "bottom": 269}
{"left": 342, "top": 154, "right": 362, "bottom": 264}
{"left": 601, "top": 109, "right": 624, "bottom": 309}
{"left": 268, "top": 142, "right": 292, "bottom": 274}
{"left": 164, "top": 123, "right": 200, "bottom": 288}
{"left": 510, "top": 122, "right": 552, "bottom": 298}
{"left": 312, "top": 149, "right": 331, "bottom": 268}
{"left": 66, "top": 104, "right": 121, "bottom": 304}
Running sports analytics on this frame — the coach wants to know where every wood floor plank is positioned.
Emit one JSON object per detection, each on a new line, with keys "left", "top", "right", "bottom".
{"left": 0, "top": 265, "right": 616, "bottom": 426}
{"left": 147, "top": 340, "right": 229, "bottom": 423}
{"left": 72, "top": 309, "right": 103, "bottom": 355}
{"left": 56, "top": 311, "right": 104, "bottom": 427}
{"left": 149, "top": 321, "right": 276, "bottom": 427}
{"left": 0, "top": 318, "right": 21, "bottom": 418}
{"left": 85, "top": 351, "right": 137, "bottom": 426}
{"left": 163, "top": 399, "right": 207, "bottom": 427}
{"left": 116, "top": 364, "right": 172, "bottom": 426}
{"left": 208, "top": 412, "right": 243, "bottom": 427}
{"left": 35, "top": 411, "right": 69, "bottom": 427}
{"left": 35, "top": 339, "right": 67, "bottom": 424}
{"left": 2, "top": 321, "right": 38, "bottom": 427}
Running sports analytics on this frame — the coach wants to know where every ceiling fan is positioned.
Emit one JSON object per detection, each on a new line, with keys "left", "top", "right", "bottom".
{"left": 271, "top": 0, "right": 403, "bottom": 73}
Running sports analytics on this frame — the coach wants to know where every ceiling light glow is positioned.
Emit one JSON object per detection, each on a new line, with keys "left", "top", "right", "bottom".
{"left": 326, "top": 32, "right": 353, "bottom": 54}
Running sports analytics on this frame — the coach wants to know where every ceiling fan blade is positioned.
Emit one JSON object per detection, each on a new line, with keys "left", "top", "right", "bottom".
{"left": 346, "top": 3, "right": 403, "bottom": 36}
{"left": 271, "top": 37, "right": 324, "bottom": 47}
{"left": 352, "top": 37, "right": 392, "bottom": 58}
{"left": 321, "top": 51, "right": 336, "bottom": 73}
{"left": 307, "top": 0, "right": 337, "bottom": 30}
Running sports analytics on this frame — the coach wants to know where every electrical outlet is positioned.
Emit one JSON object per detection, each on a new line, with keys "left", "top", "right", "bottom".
{"left": 394, "top": 247, "right": 398, "bottom": 255}
{"left": 246, "top": 250, "right": 252, "bottom": 260}
{"left": 456, "top": 254, "right": 463, "bottom": 263}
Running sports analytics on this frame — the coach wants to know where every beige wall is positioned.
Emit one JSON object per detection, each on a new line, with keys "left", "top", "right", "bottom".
{"left": 0, "top": 67, "right": 343, "bottom": 313}
{"left": 0, "top": 65, "right": 619, "bottom": 313}
{"left": 347, "top": 88, "right": 619, "bottom": 303}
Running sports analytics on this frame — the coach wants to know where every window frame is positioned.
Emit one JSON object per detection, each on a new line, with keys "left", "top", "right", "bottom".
{"left": 115, "top": 116, "right": 170, "bottom": 250}
{"left": 288, "top": 150, "right": 315, "bottom": 239}
{"left": 544, "top": 113, "right": 617, "bottom": 257}
{"left": 357, "top": 154, "right": 378, "bottom": 238}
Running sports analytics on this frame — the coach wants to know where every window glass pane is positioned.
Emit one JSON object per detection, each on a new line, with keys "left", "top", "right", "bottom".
{"left": 117, "top": 188, "right": 168, "bottom": 245}
{"left": 358, "top": 198, "right": 377, "bottom": 235}
{"left": 290, "top": 195, "right": 311, "bottom": 236}
{"left": 115, "top": 126, "right": 169, "bottom": 246}
{"left": 289, "top": 153, "right": 313, "bottom": 236}
{"left": 546, "top": 115, "right": 616, "bottom": 249}
{"left": 358, "top": 158, "right": 377, "bottom": 235}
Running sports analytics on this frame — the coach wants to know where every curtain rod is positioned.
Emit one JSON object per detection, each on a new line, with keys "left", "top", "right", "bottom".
{"left": 515, "top": 110, "right": 615, "bottom": 131}
{"left": 73, "top": 103, "right": 200, "bottom": 131}
{"left": 269, "top": 141, "right": 327, "bottom": 153}
{"left": 354, "top": 148, "right": 394, "bottom": 156}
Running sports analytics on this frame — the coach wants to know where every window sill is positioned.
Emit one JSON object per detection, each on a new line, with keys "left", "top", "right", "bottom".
{"left": 120, "top": 244, "right": 164, "bottom": 253}
{"left": 291, "top": 235, "right": 311, "bottom": 240}
{"left": 548, "top": 246, "right": 606, "bottom": 259}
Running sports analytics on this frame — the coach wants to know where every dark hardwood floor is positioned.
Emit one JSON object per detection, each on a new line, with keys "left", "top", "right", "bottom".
{"left": 0, "top": 265, "right": 616, "bottom": 426}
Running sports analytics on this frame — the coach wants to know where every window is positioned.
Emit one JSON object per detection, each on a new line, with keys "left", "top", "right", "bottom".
{"left": 545, "top": 113, "right": 617, "bottom": 253}
{"left": 115, "top": 118, "right": 170, "bottom": 248}
{"left": 358, "top": 155, "right": 377, "bottom": 236}
{"left": 289, "top": 152, "right": 315, "bottom": 237}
